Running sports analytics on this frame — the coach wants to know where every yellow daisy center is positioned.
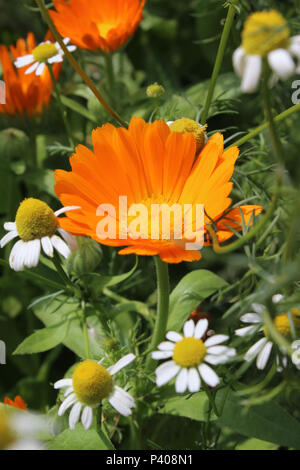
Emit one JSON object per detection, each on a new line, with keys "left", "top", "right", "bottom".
{"left": 15, "top": 198, "right": 57, "bottom": 241}
{"left": 264, "top": 310, "right": 300, "bottom": 337}
{"left": 72, "top": 360, "right": 113, "bottom": 406}
{"left": 0, "top": 412, "right": 15, "bottom": 450}
{"left": 173, "top": 337, "right": 207, "bottom": 368}
{"left": 242, "top": 10, "right": 290, "bottom": 56}
{"left": 32, "top": 43, "right": 58, "bottom": 63}
{"left": 169, "top": 118, "right": 207, "bottom": 153}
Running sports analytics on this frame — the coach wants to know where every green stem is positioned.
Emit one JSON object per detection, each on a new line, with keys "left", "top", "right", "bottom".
{"left": 229, "top": 103, "right": 300, "bottom": 148}
{"left": 34, "top": 0, "right": 128, "bottom": 128}
{"left": 146, "top": 256, "right": 169, "bottom": 370}
{"left": 201, "top": 0, "right": 238, "bottom": 123}
{"left": 48, "top": 64, "right": 75, "bottom": 149}
{"left": 81, "top": 300, "right": 90, "bottom": 359}
{"left": 104, "top": 54, "right": 115, "bottom": 102}
{"left": 52, "top": 254, "right": 74, "bottom": 289}
{"left": 263, "top": 303, "right": 293, "bottom": 355}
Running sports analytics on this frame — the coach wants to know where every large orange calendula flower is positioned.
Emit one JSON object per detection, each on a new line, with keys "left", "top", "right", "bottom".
{"left": 4, "top": 396, "right": 27, "bottom": 411}
{"left": 54, "top": 117, "right": 263, "bottom": 264}
{"left": 50, "top": 0, "right": 145, "bottom": 52}
{"left": 0, "top": 32, "right": 61, "bottom": 117}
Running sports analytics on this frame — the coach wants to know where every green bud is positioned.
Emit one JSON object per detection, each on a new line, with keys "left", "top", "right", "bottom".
{"left": 0, "top": 128, "right": 29, "bottom": 161}
{"left": 146, "top": 82, "right": 165, "bottom": 98}
{"left": 66, "top": 236, "right": 103, "bottom": 275}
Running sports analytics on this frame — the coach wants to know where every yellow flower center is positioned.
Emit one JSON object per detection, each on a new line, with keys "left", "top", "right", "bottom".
{"left": 97, "top": 22, "right": 115, "bottom": 39}
{"left": 242, "top": 10, "right": 290, "bottom": 56}
{"left": 0, "top": 412, "right": 15, "bottom": 450}
{"left": 32, "top": 43, "right": 58, "bottom": 63}
{"left": 15, "top": 198, "right": 57, "bottom": 241}
{"left": 173, "top": 337, "right": 207, "bottom": 368}
{"left": 169, "top": 118, "right": 207, "bottom": 153}
{"left": 72, "top": 360, "right": 113, "bottom": 406}
{"left": 264, "top": 310, "right": 300, "bottom": 337}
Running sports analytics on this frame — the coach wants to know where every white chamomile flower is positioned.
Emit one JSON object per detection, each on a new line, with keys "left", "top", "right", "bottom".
{"left": 54, "top": 354, "right": 136, "bottom": 431}
{"left": 152, "top": 319, "right": 236, "bottom": 393}
{"left": 0, "top": 408, "right": 46, "bottom": 450}
{"left": 167, "top": 118, "right": 208, "bottom": 153}
{"left": 0, "top": 197, "right": 80, "bottom": 271}
{"left": 235, "top": 299, "right": 300, "bottom": 370}
{"left": 233, "top": 10, "right": 300, "bottom": 93}
{"left": 291, "top": 340, "right": 300, "bottom": 370}
{"left": 14, "top": 38, "right": 76, "bottom": 76}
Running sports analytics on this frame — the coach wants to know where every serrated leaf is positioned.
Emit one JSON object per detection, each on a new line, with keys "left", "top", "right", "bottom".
{"left": 13, "top": 321, "right": 69, "bottom": 355}
{"left": 216, "top": 391, "right": 300, "bottom": 449}
{"left": 167, "top": 270, "right": 228, "bottom": 331}
{"left": 47, "top": 426, "right": 114, "bottom": 450}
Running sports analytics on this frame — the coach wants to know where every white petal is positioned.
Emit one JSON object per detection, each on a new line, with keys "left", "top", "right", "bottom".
{"left": 252, "top": 303, "right": 264, "bottom": 314}
{"left": 205, "top": 354, "right": 229, "bottom": 365}
{"left": 113, "top": 386, "right": 135, "bottom": 410}
{"left": 54, "top": 206, "right": 81, "bottom": 217}
{"left": 204, "top": 334, "right": 228, "bottom": 347}
{"left": 67, "top": 45, "right": 77, "bottom": 52}
{"left": 47, "top": 54, "right": 63, "bottom": 64}
{"left": 155, "top": 359, "right": 177, "bottom": 375}
{"left": 194, "top": 319, "right": 208, "bottom": 339}
{"left": 107, "top": 353, "right": 135, "bottom": 375}
{"left": 9, "top": 240, "right": 27, "bottom": 271}
{"left": 268, "top": 49, "right": 295, "bottom": 80}
{"left": 69, "top": 402, "right": 82, "bottom": 430}
{"left": 23, "top": 239, "right": 41, "bottom": 268}
{"left": 63, "top": 37, "right": 71, "bottom": 45}
{"left": 235, "top": 325, "right": 259, "bottom": 337}
{"left": 151, "top": 350, "right": 173, "bottom": 360}
{"left": 54, "top": 378, "right": 73, "bottom": 389}
{"left": 25, "top": 62, "right": 39, "bottom": 75}
{"left": 233, "top": 46, "right": 246, "bottom": 77}
{"left": 166, "top": 331, "right": 182, "bottom": 342}
{"left": 155, "top": 362, "right": 180, "bottom": 387}
{"left": 241, "top": 55, "right": 262, "bottom": 93}
{"left": 244, "top": 337, "right": 268, "bottom": 362}
{"left": 272, "top": 294, "right": 283, "bottom": 304}
{"left": 183, "top": 320, "right": 195, "bottom": 337}
{"left": 57, "top": 228, "right": 78, "bottom": 252}
{"left": 175, "top": 368, "right": 188, "bottom": 393}
{"left": 81, "top": 406, "right": 93, "bottom": 430}
{"left": 157, "top": 341, "right": 175, "bottom": 351}
{"left": 240, "top": 313, "right": 262, "bottom": 324}
{"left": 289, "top": 39, "right": 300, "bottom": 59}
{"left": 36, "top": 62, "right": 45, "bottom": 76}
{"left": 41, "top": 236, "right": 54, "bottom": 257}
{"left": 15, "top": 55, "right": 34, "bottom": 67}
{"left": 198, "top": 363, "right": 220, "bottom": 387}
{"left": 4, "top": 222, "right": 16, "bottom": 231}
{"left": 64, "top": 386, "right": 74, "bottom": 397}
{"left": 206, "top": 345, "right": 231, "bottom": 355}
{"left": 256, "top": 341, "right": 273, "bottom": 370}
{"left": 58, "top": 393, "right": 77, "bottom": 416}
{"left": 51, "top": 234, "right": 71, "bottom": 258}
{"left": 0, "top": 230, "right": 18, "bottom": 248}
{"left": 109, "top": 394, "right": 132, "bottom": 416}
{"left": 187, "top": 368, "right": 201, "bottom": 393}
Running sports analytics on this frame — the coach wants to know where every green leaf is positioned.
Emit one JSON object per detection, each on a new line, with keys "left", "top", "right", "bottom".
{"left": 167, "top": 270, "right": 228, "bottom": 331}
{"left": 13, "top": 321, "right": 69, "bottom": 355}
{"left": 60, "top": 95, "right": 98, "bottom": 123}
{"left": 216, "top": 391, "right": 300, "bottom": 449}
{"left": 236, "top": 438, "right": 278, "bottom": 450}
{"left": 33, "top": 297, "right": 106, "bottom": 360}
{"left": 47, "top": 426, "right": 114, "bottom": 450}
{"left": 159, "top": 392, "right": 215, "bottom": 422}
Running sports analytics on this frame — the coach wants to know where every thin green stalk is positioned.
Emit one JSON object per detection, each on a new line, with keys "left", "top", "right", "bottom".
{"left": 146, "top": 256, "right": 169, "bottom": 370}
{"left": 261, "top": 60, "right": 285, "bottom": 170}
{"left": 52, "top": 254, "right": 74, "bottom": 289}
{"left": 104, "top": 54, "right": 115, "bottom": 102}
{"left": 263, "top": 303, "right": 293, "bottom": 355}
{"left": 201, "top": 1, "right": 238, "bottom": 123}
{"left": 229, "top": 103, "right": 300, "bottom": 148}
{"left": 0, "top": 258, "right": 65, "bottom": 290}
{"left": 34, "top": 0, "right": 128, "bottom": 128}
{"left": 81, "top": 300, "right": 90, "bottom": 359}
{"left": 48, "top": 64, "right": 75, "bottom": 148}
{"left": 206, "top": 180, "right": 279, "bottom": 254}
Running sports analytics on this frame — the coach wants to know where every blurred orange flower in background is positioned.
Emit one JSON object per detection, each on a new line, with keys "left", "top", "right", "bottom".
{"left": 0, "top": 32, "right": 61, "bottom": 117}
{"left": 4, "top": 395, "right": 27, "bottom": 411}
{"left": 49, "top": 0, "right": 145, "bottom": 52}
{"left": 54, "top": 117, "right": 263, "bottom": 264}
